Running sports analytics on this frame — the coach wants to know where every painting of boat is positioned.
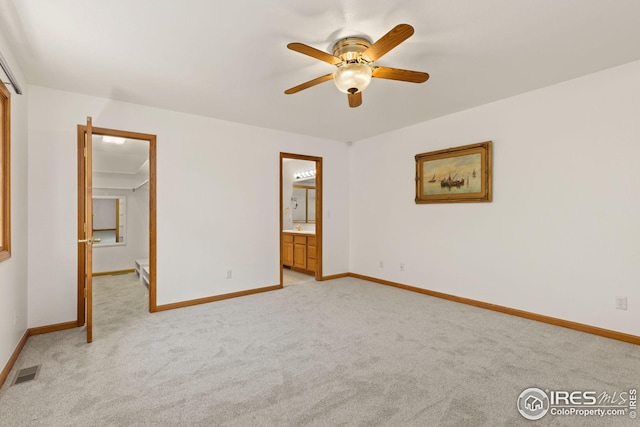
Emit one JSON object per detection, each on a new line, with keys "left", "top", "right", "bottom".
{"left": 415, "top": 141, "right": 492, "bottom": 204}
{"left": 440, "top": 173, "right": 464, "bottom": 188}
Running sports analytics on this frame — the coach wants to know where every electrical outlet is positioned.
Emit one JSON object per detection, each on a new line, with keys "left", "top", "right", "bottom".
{"left": 226, "top": 270, "right": 232, "bottom": 279}
{"left": 616, "top": 297, "right": 627, "bottom": 310}
{"left": 379, "top": 260, "right": 384, "bottom": 268}
{"left": 400, "top": 263, "right": 405, "bottom": 272}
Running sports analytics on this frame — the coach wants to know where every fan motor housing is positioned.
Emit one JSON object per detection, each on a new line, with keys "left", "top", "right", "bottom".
{"left": 332, "top": 37, "right": 372, "bottom": 62}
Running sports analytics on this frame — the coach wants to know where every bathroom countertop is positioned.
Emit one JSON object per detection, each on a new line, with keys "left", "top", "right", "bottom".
{"left": 282, "top": 229, "right": 316, "bottom": 235}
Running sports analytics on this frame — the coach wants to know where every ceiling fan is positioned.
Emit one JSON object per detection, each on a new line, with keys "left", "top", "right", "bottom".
{"left": 284, "top": 24, "right": 429, "bottom": 108}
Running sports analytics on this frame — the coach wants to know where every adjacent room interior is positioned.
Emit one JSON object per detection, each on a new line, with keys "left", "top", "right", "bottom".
{"left": 281, "top": 156, "right": 320, "bottom": 287}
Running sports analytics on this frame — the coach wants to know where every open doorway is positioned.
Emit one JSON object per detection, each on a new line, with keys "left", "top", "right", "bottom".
{"left": 77, "top": 122, "right": 157, "bottom": 342}
{"left": 280, "top": 153, "right": 322, "bottom": 286}
{"left": 91, "top": 136, "right": 149, "bottom": 276}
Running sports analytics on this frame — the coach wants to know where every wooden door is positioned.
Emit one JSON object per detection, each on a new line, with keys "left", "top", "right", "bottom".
{"left": 78, "top": 123, "right": 157, "bottom": 319}
{"left": 78, "top": 116, "right": 95, "bottom": 343}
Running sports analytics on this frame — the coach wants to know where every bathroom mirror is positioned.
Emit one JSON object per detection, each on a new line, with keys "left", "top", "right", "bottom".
{"left": 292, "top": 185, "right": 316, "bottom": 223}
{"left": 92, "top": 195, "right": 126, "bottom": 246}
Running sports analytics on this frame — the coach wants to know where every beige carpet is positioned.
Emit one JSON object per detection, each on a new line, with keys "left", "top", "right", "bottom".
{"left": 0, "top": 273, "right": 638, "bottom": 426}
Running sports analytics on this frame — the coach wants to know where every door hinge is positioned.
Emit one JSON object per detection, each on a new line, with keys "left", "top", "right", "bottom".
{"left": 84, "top": 147, "right": 87, "bottom": 157}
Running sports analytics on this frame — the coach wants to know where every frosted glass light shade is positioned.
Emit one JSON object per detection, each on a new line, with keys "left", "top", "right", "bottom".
{"left": 333, "top": 63, "right": 372, "bottom": 94}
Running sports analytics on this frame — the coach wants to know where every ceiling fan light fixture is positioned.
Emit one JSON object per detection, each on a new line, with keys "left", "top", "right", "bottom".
{"left": 286, "top": 24, "right": 426, "bottom": 107}
{"left": 333, "top": 62, "right": 372, "bottom": 94}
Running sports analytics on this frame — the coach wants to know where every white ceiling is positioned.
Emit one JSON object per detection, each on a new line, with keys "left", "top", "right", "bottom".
{"left": 2, "top": 0, "right": 640, "bottom": 142}
{"left": 92, "top": 135, "right": 148, "bottom": 175}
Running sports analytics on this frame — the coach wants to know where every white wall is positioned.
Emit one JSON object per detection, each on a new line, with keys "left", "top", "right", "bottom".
{"left": 350, "top": 60, "right": 640, "bottom": 336}
{"left": 130, "top": 184, "right": 149, "bottom": 267}
{"left": 92, "top": 188, "right": 148, "bottom": 273}
{"left": 0, "top": 36, "right": 28, "bottom": 370}
{"left": 27, "top": 86, "right": 350, "bottom": 326}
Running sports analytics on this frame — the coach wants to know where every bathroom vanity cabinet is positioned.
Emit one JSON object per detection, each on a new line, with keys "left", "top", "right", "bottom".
{"left": 282, "top": 232, "right": 316, "bottom": 275}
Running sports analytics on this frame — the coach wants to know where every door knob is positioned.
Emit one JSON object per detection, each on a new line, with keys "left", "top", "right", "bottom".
{"left": 78, "top": 237, "right": 102, "bottom": 244}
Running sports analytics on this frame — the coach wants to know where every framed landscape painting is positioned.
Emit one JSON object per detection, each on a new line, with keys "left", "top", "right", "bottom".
{"left": 415, "top": 141, "right": 492, "bottom": 204}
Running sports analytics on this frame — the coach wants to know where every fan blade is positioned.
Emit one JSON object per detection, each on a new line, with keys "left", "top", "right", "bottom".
{"left": 372, "top": 66, "right": 429, "bottom": 83}
{"left": 348, "top": 92, "right": 362, "bottom": 108}
{"left": 362, "top": 24, "right": 414, "bottom": 62}
{"left": 287, "top": 43, "right": 342, "bottom": 65}
{"left": 284, "top": 74, "right": 334, "bottom": 94}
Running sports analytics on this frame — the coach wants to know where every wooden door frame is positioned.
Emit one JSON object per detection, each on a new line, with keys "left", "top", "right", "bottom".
{"left": 280, "top": 153, "right": 322, "bottom": 284}
{"left": 77, "top": 124, "right": 158, "bottom": 328}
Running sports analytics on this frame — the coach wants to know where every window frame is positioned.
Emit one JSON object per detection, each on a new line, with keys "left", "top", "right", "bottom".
{"left": 0, "top": 80, "right": 10, "bottom": 262}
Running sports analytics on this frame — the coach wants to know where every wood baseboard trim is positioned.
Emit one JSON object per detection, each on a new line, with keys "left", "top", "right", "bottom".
{"left": 349, "top": 273, "right": 640, "bottom": 346}
{"left": 93, "top": 269, "right": 135, "bottom": 277}
{"left": 1, "top": 320, "right": 79, "bottom": 387}
{"left": 155, "top": 285, "right": 282, "bottom": 312}
{"left": 28, "top": 320, "right": 78, "bottom": 336}
{"left": 0, "top": 331, "right": 29, "bottom": 388}
{"left": 319, "top": 272, "right": 350, "bottom": 281}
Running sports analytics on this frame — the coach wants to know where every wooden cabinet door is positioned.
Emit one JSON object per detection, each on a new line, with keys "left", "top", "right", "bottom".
{"left": 293, "top": 243, "right": 307, "bottom": 269}
{"left": 307, "top": 236, "right": 316, "bottom": 273}
{"left": 293, "top": 235, "right": 307, "bottom": 269}
{"left": 282, "top": 241, "right": 294, "bottom": 266}
{"left": 282, "top": 233, "right": 294, "bottom": 267}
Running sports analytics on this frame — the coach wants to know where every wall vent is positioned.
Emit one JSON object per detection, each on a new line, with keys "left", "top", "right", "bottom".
{"left": 12, "top": 365, "right": 40, "bottom": 385}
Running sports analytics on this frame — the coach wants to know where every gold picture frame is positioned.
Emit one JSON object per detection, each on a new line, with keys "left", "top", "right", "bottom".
{"left": 415, "top": 141, "right": 492, "bottom": 204}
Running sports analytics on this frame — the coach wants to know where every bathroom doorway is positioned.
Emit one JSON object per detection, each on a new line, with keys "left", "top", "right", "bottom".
{"left": 280, "top": 153, "right": 322, "bottom": 286}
